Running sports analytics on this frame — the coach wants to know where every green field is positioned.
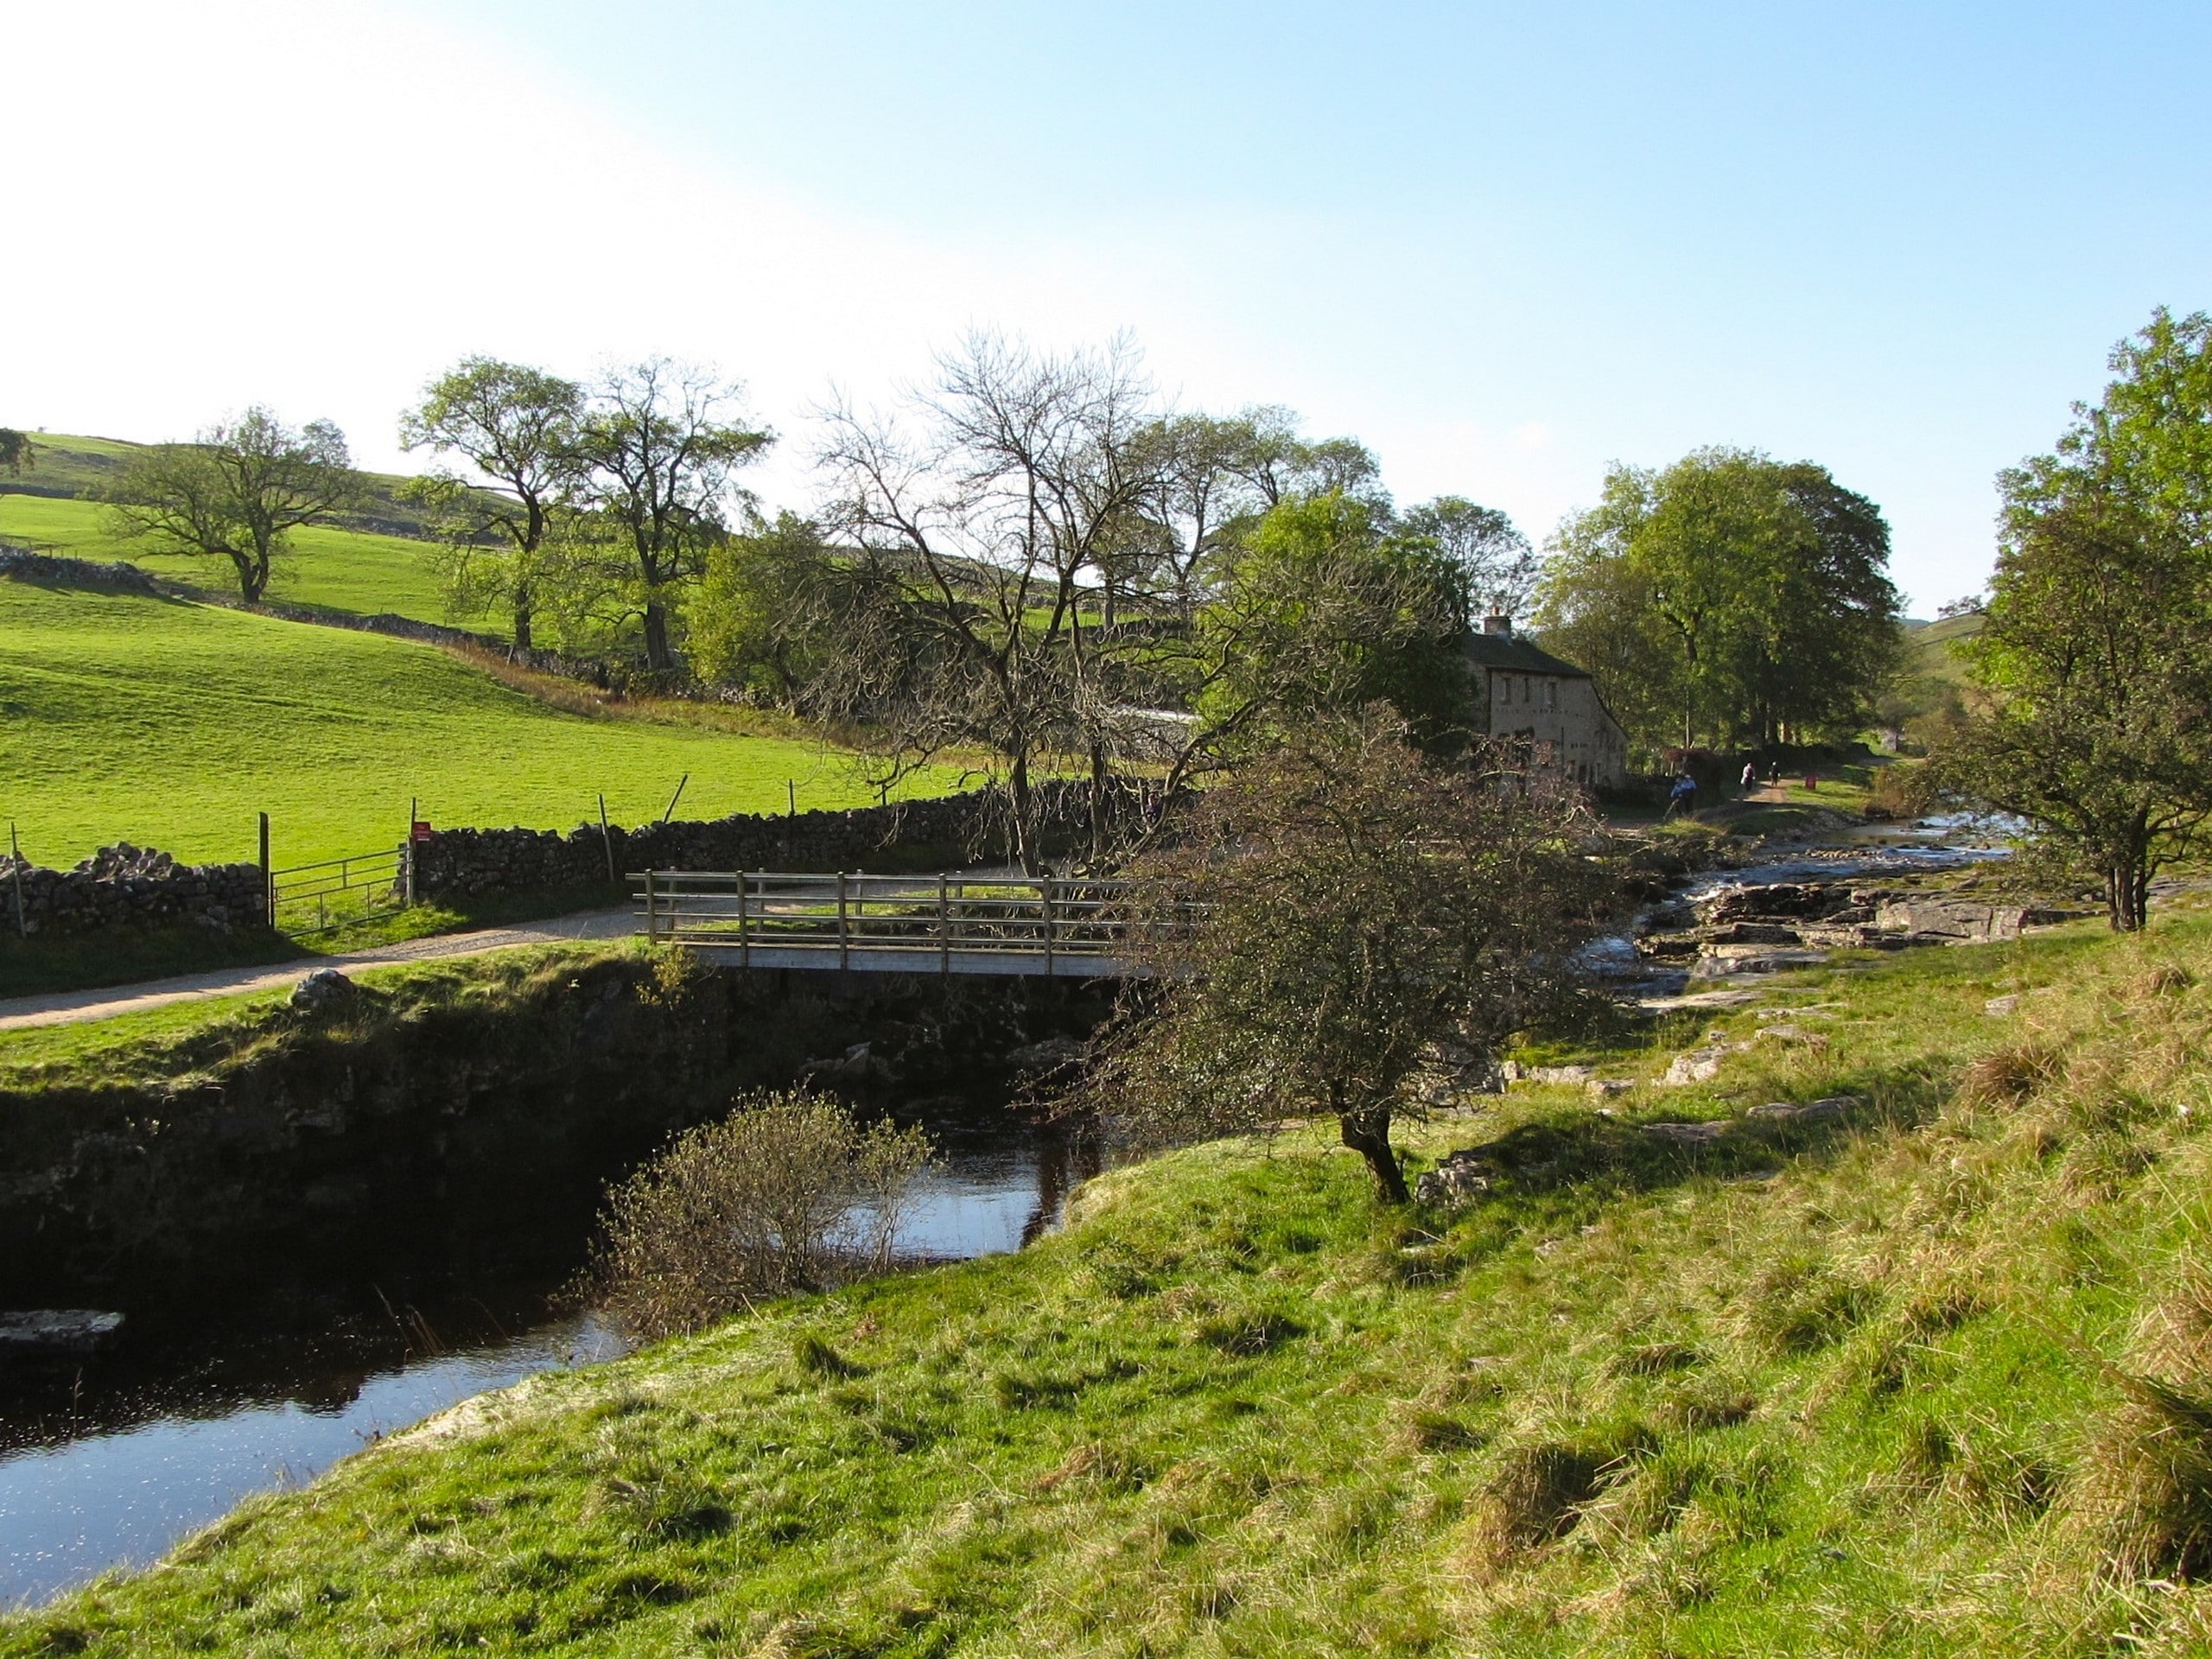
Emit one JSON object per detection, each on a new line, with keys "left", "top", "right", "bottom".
{"left": 0, "top": 493, "right": 461, "bottom": 630}
{"left": 12, "top": 908, "right": 2212, "bottom": 1654}
{"left": 0, "top": 579, "right": 934, "bottom": 869}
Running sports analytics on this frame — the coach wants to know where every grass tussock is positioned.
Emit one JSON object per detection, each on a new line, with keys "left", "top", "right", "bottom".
{"left": 26, "top": 911, "right": 2212, "bottom": 1653}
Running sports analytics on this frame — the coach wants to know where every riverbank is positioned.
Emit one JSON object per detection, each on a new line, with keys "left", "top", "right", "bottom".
{"left": 12, "top": 890, "right": 2212, "bottom": 1653}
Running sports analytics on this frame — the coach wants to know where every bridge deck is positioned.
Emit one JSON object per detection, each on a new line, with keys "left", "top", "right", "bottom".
{"left": 636, "top": 871, "right": 1141, "bottom": 977}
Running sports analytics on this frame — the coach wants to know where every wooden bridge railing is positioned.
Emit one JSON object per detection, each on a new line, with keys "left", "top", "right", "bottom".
{"left": 635, "top": 871, "right": 1146, "bottom": 976}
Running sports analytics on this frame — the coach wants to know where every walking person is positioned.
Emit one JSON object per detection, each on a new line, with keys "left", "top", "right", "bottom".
{"left": 1740, "top": 761, "right": 1758, "bottom": 794}
{"left": 1666, "top": 772, "right": 1698, "bottom": 819}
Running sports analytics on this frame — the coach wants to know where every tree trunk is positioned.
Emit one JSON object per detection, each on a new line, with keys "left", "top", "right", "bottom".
{"left": 234, "top": 549, "right": 267, "bottom": 605}
{"left": 1087, "top": 741, "right": 1112, "bottom": 866}
{"left": 1338, "top": 1103, "right": 1408, "bottom": 1205}
{"left": 513, "top": 594, "right": 534, "bottom": 652}
{"left": 1007, "top": 755, "right": 1040, "bottom": 875}
{"left": 642, "top": 596, "right": 674, "bottom": 671}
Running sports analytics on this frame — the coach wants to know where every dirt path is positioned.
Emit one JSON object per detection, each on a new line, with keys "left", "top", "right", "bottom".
{"left": 0, "top": 907, "right": 639, "bottom": 1034}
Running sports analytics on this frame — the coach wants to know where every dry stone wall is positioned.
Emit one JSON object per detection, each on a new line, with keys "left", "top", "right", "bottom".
{"left": 411, "top": 779, "right": 1159, "bottom": 899}
{"left": 0, "top": 844, "right": 267, "bottom": 940}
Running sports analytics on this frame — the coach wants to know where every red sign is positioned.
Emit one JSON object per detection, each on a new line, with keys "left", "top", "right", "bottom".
{"left": 410, "top": 821, "right": 435, "bottom": 842}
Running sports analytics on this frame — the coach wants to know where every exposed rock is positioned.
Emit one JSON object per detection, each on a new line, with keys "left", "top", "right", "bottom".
{"left": 1745, "top": 1096, "right": 1856, "bottom": 1123}
{"left": 289, "top": 968, "right": 360, "bottom": 1014}
{"left": 1587, "top": 1078, "right": 1634, "bottom": 1098}
{"left": 0, "top": 1309, "right": 124, "bottom": 1358}
{"left": 1522, "top": 1064, "right": 1594, "bottom": 1086}
{"left": 1705, "top": 922, "right": 1803, "bottom": 946}
{"left": 1872, "top": 898, "right": 2031, "bottom": 944}
{"left": 808, "top": 1040, "right": 897, "bottom": 1085}
{"left": 1414, "top": 1148, "right": 1495, "bottom": 1207}
{"left": 1690, "top": 946, "right": 1833, "bottom": 979}
{"left": 1661, "top": 1046, "right": 1735, "bottom": 1084}
{"left": 1755, "top": 1023, "right": 1827, "bottom": 1048}
{"left": 1643, "top": 1120, "right": 1732, "bottom": 1144}
{"left": 1984, "top": 995, "right": 2019, "bottom": 1016}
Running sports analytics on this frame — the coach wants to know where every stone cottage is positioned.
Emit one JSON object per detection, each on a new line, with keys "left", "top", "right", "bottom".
{"left": 1465, "top": 616, "right": 1628, "bottom": 789}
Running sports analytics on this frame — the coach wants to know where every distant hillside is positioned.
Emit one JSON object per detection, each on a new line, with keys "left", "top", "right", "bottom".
{"left": 0, "top": 430, "right": 455, "bottom": 628}
{"left": 1904, "top": 611, "right": 1981, "bottom": 685}
{"left": 0, "top": 429, "right": 441, "bottom": 542}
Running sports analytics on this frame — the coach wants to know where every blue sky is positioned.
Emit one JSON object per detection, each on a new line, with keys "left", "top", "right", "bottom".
{"left": 13, "top": 2, "right": 2212, "bottom": 612}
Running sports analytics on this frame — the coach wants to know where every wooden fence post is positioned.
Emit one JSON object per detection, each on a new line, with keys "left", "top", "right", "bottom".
{"left": 836, "top": 871, "right": 849, "bottom": 971}
{"left": 644, "top": 869, "right": 657, "bottom": 941}
{"left": 598, "top": 793, "right": 615, "bottom": 883}
{"left": 258, "top": 812, "right": 271, "bottom": 925}
{"left": 938, "top": 871, "right": 950, "bottom": 974}
{"left": 404, "top": 797, "right": 417, "bottom": 908}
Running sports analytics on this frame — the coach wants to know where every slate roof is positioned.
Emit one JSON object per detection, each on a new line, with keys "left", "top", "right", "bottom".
{"left": 1462, "top": 630, "right": 1594, "bottom": 679}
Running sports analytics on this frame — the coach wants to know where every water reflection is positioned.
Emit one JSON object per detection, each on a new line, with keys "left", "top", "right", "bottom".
{"left": 0, "top": 1118, "right": 1100, "bottom": 1609}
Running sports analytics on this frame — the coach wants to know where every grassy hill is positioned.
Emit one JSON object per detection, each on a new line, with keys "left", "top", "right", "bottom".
{"left": 10, "top": 906, "right": 2212, "bottom": 1654}
{"left": 0, "top": 431, "right": 460, "bottom": 629}
{"left": 0, "top": 577, "right": 932, "bottom": 869}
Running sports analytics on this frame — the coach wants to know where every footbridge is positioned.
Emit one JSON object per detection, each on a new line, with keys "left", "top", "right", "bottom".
{"left": 635, "top": 871, "right": 1143, "bottom": 977}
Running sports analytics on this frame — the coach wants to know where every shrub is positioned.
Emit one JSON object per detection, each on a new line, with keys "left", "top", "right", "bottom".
{"left": 577, "top": 1090, "right": 933, "bottom": 1340}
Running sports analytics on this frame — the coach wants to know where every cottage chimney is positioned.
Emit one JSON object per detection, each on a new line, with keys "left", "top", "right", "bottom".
{"left": 1482, "top": 614, "right": 1513, "bottom": 637}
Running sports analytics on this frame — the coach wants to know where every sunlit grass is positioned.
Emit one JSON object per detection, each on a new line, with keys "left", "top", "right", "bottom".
{"left": 16, "top": 910, "right": 2212, "bottom": 1651}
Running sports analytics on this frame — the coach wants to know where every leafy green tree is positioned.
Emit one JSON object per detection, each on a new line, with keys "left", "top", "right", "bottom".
{"left": 1199, "top": 492, "right": 1470, "bottom": 753}
{"left": 1939, "top": 312, "right": 2212, "bottom": 931}
{"left": 1531, "top": 468, "right": 1684, "bottom": 749}
{"left": 399, "top": 357, "right": 584, "bottom": 650}
{"left": 686, "top": 512, "right": 839, "bottom": 701}
{"left": 1402, "top": 494, "right": 1536, "bottom": 624}
{"left": 0, "top": 429, "right": 34, "bottom": 477}
{"left": 574, "top": 359, "right": 772, "bottom": 673}
{"left": 104, "top": 409, "right": 359, "bottom": 602}
{"left": 1086, "top": 718, "right": 1608, "bottom": 1203}
{"left": 1534, "top": 449, "right": 1898, "bottom": 752}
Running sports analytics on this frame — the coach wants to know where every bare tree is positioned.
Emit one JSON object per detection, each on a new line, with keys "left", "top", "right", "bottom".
{"left": 575, "top": 359, "right": 772, "bottom": 672}
{"left": 811, "top": 333, "right": 1163, "bottom": 868}
{"left": 104, "top": 409, "right": 359, "bottom": 602}
{"left": 400, "top": 357, "right": 585, "bottom": 650}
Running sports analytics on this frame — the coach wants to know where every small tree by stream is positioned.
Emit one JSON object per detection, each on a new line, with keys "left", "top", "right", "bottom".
{"left": 578, "top": 1090, "right": 932, "bottom": 1340}
{"left": 1083, "top": 719, "right": 1611, "bottom": 1203}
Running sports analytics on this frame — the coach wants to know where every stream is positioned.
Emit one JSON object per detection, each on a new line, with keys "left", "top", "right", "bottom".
{"left": 0, "top": 1118, "right": 1102, "bottom": 1609}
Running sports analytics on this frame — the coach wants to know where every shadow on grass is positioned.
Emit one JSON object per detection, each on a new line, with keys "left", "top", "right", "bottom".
{"left": 0, "top": 924, "right": 306, "bottom": 1001}
{"left": 1415, "top": 1057, "right": 1952, "bottom": 1221}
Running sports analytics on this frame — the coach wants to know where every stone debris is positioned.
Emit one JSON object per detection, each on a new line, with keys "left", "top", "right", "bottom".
{"left": 1586, "top": 1078, "right": 1634, "bottom": 1098}
{"left": 1984, "top": 995, "right": 2020, "bottom": 1016}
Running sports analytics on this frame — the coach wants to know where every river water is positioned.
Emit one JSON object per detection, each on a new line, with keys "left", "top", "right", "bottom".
{"left": 0, "top": 1121, "right": 1099, "bottom": 1609}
